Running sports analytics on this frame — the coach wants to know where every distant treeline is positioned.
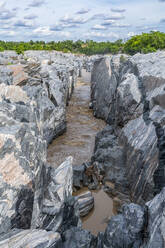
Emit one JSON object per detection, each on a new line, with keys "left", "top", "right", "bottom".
{"left": 1, "top": 31, "right": 165, "bottom": 56}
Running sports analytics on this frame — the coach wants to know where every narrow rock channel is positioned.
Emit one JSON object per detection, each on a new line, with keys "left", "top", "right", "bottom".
{"left": 47, "top": 69, "right": 115, "bottom": 235}
{"left": 47, "top": 69, "right": 105, "bottom": 167}
{"left": 1, "top": 51, "right": 165, "bottom": 247}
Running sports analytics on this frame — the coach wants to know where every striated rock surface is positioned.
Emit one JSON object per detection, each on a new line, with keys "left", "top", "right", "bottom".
{"left": 141, "top": 187, "right": 165, "bottom": 248}
{"left": 0, "top": 51, "right": 92, "bottom": 244}
{"left": 31, "top": 156, "right": 81, "bottom": 233}
{"left": 76, "top": 191, "right": 94, "bottom": 217}
{"left": 91, "top": 51, "right": 165, "bottom": 204}
{"left": 98, "top": 187, "right": 165, "bottom": 248}
{"left": 1, "top": 50, "right": 165, "bottom": 247}
{"left": 0, "top": 97, "right": 46, "bottom": 234}
{"left": 62, "top": 227, "right": 97, "bottom": 248}
{"left": 90, "top": 51, "right": 165, "bottom": 248}
{"left": 99, "top": 203, "right": 145, "bottom": 248}
{"left": 0, "top": 51, "right": 85, "bottom": 144}
{"left": 0, "top": 229, "right": 62, "bottom": 248}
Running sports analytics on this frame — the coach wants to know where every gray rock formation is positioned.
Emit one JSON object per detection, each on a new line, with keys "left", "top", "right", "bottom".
{"left": 99, "top": 203, "right": 145, "bottom": 248}
{"left": 98, "top": 187, "right": 165, "bottom": 248}
{"left": 0, "top": 51, "right": 85, "bottom": 144}
{"left": 1, "top": 49, "right": 165, "bottom": 248}
{"left": 91, "top": 51, "right": 165, "bottom": 204}
{"left": 0, "top": 229, "right": 62, "bottom": 248}
{"left": 141, "top": 187, "right": 165, "bottom": 248}
{"left": 62, "top": 227, "right": 97, "bottom": 248}
{"left": 75, "top": 191, "right": 94, "bottom": 217}
{"left": 0, "top": 93, "right": 46, "bottom": 234}
{"left": 31, "top": 156, "right": 81, "bottom": 233}
{"left": 0, "top": 51, "right": 92, "bottom": 245}
{"left": 90, "top": 51, "right": 165, "bottom": 248}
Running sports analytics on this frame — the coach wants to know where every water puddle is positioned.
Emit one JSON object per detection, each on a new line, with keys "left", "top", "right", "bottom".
{"left": 74, "top": 187, "right": 115, "bottom": 235}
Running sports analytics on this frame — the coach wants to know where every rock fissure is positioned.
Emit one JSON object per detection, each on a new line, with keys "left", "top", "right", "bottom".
{"left": 153, "top": 122, "right": 165, "bottom": 195}
{"left": 0, "top": 51, "right": 165, "bottom": 247}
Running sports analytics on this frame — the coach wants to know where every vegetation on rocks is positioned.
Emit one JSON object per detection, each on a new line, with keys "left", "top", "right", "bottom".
{"left": 0, "top": 31, "right": 165, "bottom": 55}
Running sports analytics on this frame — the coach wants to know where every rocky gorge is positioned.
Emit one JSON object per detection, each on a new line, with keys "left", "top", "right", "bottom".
{"left": 0, "top": 50, "right": 164, "bottom": 247}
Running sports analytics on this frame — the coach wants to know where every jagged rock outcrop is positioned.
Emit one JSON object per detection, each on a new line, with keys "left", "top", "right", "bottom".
{"left": 91, "top": 51, "right": 165, "bottom": 205}
{"left": 0, "top": 52, "right": 87, "bottom": 240}
{"left": 1, "top": 49, "right": 165, "bottom": 247}
{"left": 62, "top": 227, "right": 97, "bottom": 248}
{"left": 99, "top": 203, "right": 145, "bottom": 248}
{"left": 76, "top": 191, "right": 94, "bottom": 217}
{"left": 0, "top": 88, "right": 46, "bottom": 234}
{"left": 91, "top": 125, "right": 128, "bottom": 199}
{"left": 98, "top": 187, "right": 165, "bottom": 248}
{"left": 0, "top": 50, "right": 100, "bottom": 247}
{"left": 141, "top": 187, "right": 165, "bottom": 248}
{"left": 0, "top": 229, "right": 62, "bottom": 248}
{"left": 0, "top": 51, "right": 84, "bottom": 144}
{"left": 90, "top": 51, "right": 165, "bottom": 248}
{"left": 31, "top": 156, "right": 81, "bottom": 233}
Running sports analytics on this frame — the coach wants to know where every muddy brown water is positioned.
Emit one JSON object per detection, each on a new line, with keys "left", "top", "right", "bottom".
{"left": 73, "top": 187, "right": 115, "bottom": 235}
{"left": 47, "top": 70, "right": 115, "bottom": 235}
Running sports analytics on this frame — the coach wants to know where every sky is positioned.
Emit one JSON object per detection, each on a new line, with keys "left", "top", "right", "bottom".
{"left": 0, "top": 0, "right": 165, "bottom": 41}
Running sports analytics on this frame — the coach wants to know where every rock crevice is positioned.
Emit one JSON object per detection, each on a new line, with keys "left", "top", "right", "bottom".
{"left": 0, "top": 50, "right": 165, "bottom": 247}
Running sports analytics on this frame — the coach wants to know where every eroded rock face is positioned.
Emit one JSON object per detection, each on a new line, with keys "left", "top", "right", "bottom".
{"left": 62, "top": 227, "right": 97, "bottom": 248}
{"left": 31, "top": 156, "right": 81, "bottom": 233}
{"left": 0, "top": 51, "right": 89, "bottom": 240}
{"left": 0, "top": 100, "right": 46, "bottom": 234}
{"left": 0, "top": 51, "right": 85, "bottom": 144}
{"left": 141, "top": 187, "right": 165, "bottom": 248}
{"left": 76, "top": 191, "right": 94, "bottom": 217}
{"left": 91, "top": 51, "right": 165, "bottom": 204}
{"left": 1, "top": 49, "right": 165, "bottom": 247}
{"left": 90, "top": 51, "right": 165, "bottom": 248}
{"left": 0, "top": 229, "right": 62, "bottom": 248}
{"left": 100, "top": 203, "right": 145, "bottom": 248}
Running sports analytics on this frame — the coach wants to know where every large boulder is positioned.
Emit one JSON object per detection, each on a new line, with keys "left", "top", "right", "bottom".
{"left": 98, "top": 187, "right": 165, "bottom": 248}
{"left": 92, "top": 125, "right": 127, "bottom": 196}
{"left": 115, "top": 72, "right": 143, "bottom": 127}
{"left": 31, "top": 157, "right": 81, "bottom": 233}
{"left": 100, "top": 203, "right": 145, "bottom": 248}
{"left": 91, "top": 56, "right": 117, "bottom": 122}
{"left": 0, "top": 103, "right": 46, "bottom": 234}
{"left": 76, "top": 191, "right": 94, "bottom": 217}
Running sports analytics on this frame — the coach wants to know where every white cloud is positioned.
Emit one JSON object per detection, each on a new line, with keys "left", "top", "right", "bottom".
{"left": 33, "top": 26, "right": 71, "bottom": 38}
{"left": 24, "top": 14, "right": 38, "bottom": 20}
{"left": 111, "top": 8, "right": 126, "bottom": 13}
{"left": 0, "top": 30, "right": 16, "bottom": 36}
{"left": 92, "top": 24, "right": 107, "bottom": 30}
{"left": 76, "top": 8, "right": 90, "bottom": 14}
{"left": 0, "top": 1, "right": 5, "bottom": 9}
{"left": 14, "top": 20, "right": 35, "bottom": 28}
{"left": 111, "top": 23, "right": 131, "bottom": 28}
{"left": 0, "top": 0, "right": 164, "bottom": 41}
{"left": 59, "top": 31, "right": 71, "bottom": 38}
{"left": 33, "top": 26, "right": 52, "bottom": 36}
{"left": 84, "top": 31, "right": 119, "bottom": 39}
{"left": 60, "top": 14, "right": 88, "bottom": 24}
{"left": 29, "top": 0, "right": 45, "bottom": 7}
{"left": 104, "top": 13, "right": 125, "bottom": 20}
{"left": 102, "top": 20, "right": 116, "bottom": 26}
